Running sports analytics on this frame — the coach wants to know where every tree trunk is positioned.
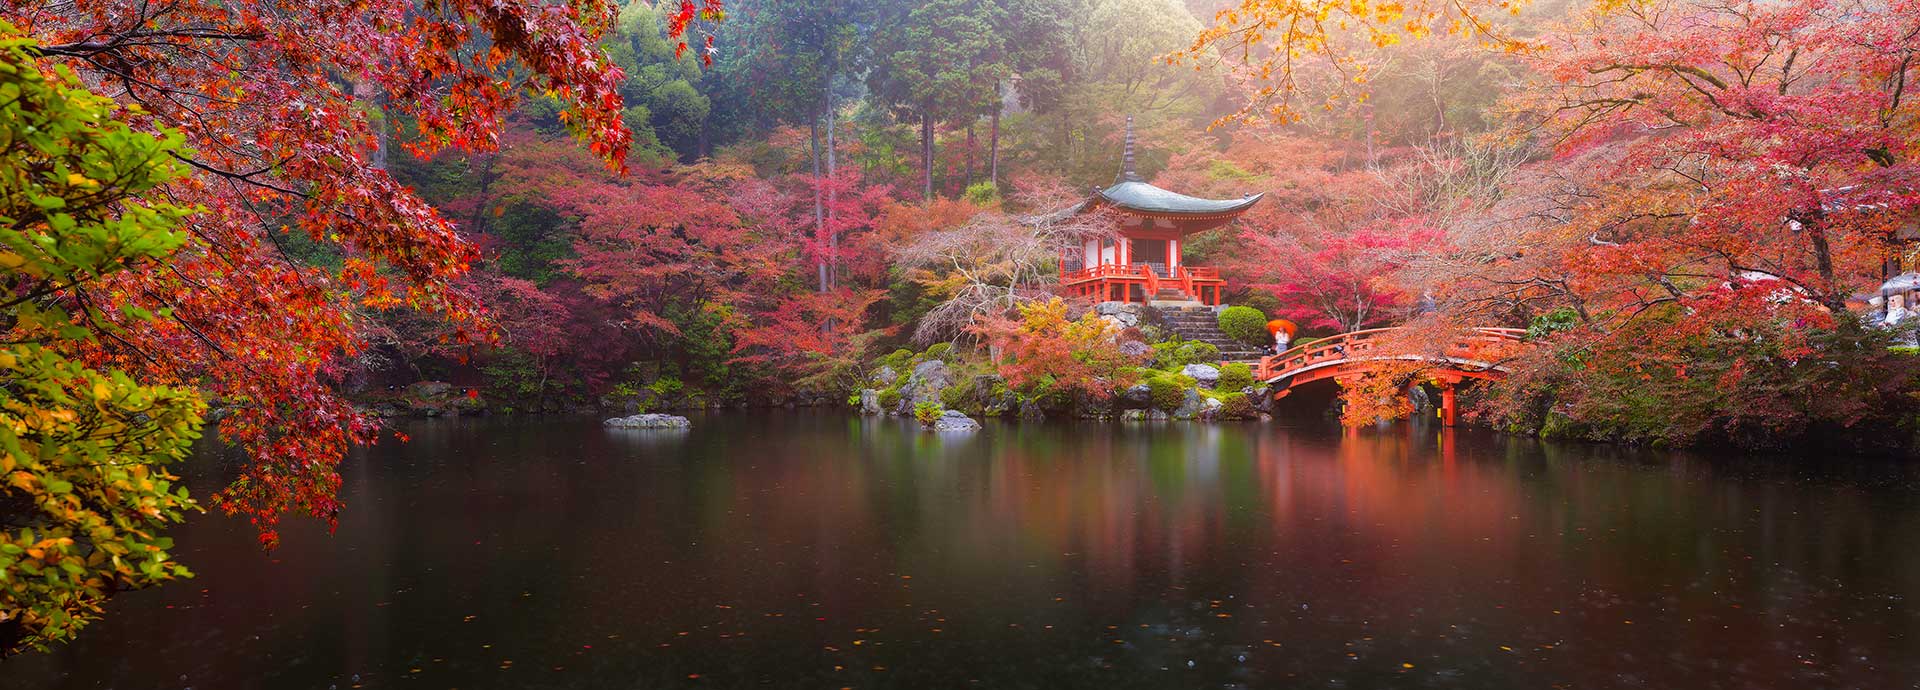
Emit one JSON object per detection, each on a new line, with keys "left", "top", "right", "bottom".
{"left": 1796, "top": 208, "right": 1846, "bottom": 311}
{"left": 825, "top": 79, "right": 838, "bottom": 290}
{"left": 921, "top": 105, "right": 935, "bottom": 200}
{"left": 811, "top": 114, "right": 827, "bottom": 293}
{"left": 964, "top": 122, "right": 976, "bottom": 187}
{"left": 989, "top": 92, "right": 1001, "bottom": 188}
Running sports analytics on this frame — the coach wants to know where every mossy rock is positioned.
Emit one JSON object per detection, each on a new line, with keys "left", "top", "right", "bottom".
{"left": 1215, "top": 362, "right": 1255, "bottom": 391}
{"left": 1146, "top": 373, "right": 1197, "bottom": 412}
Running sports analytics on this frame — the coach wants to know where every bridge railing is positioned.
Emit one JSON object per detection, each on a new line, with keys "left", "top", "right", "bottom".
{"left": 1256, "top": 327, "right": 1527, "bottom": 382}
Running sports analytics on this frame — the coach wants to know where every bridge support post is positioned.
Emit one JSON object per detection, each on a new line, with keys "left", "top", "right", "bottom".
{"left": 1439, "top": 380, "right": 1457, "bottom": 428}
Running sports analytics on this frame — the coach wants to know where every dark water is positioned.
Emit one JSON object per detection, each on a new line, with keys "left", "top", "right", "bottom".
{"left": 8, "top": 413, "right": 1920, "bottom": 689}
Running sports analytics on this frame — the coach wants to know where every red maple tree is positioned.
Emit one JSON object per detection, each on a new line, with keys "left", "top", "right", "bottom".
{"left": 14, "top": 0, "right": 713, "bottom": 545}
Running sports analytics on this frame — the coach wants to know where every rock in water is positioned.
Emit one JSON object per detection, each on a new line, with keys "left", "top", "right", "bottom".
{"left": 1171, "top": 388, "right": 1206, "bottom": 420}
{"left": 405, "top": 381, "right": 455, "bottom": 399}
{"left": 1118, "top": 383, "right": 1154, "bottom": 410}
{"left": 1197, "top": 396, "right": 1226, "bottom": 421}
{"left": 1180, "top": 363, "right": 1221, "bottom": 388}
{"left": 604, "top": 413, "right": 692, "bottom": 429}
{"left": 932, "top": 411, "right": 982, "bottom": 432}
{"left": 897, "top": 359, "right": 953, "bottom": 415}
{"left": 859, "top": 388, "right": 883, "bottom": 416}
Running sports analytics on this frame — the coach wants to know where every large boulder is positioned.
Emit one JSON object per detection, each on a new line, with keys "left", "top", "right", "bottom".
{"left": 1181, "top": 363, "right": 1221, "bottom": 389}
{"left": 1196, "top": 397, "right": 1228, "bottom": 421}
{"left": 870, "top": 365, "right": 898, "bottom": 385}
{"left": 932, "top": 409, "right": 982, "bottom": 432}
{"left": 1117, "top": 383, "right": 1154, "bottom": 410}
{"left": 604, "top": 413, "right": 692, "bottom": 429}
{"left": 1095, "top": 301, "right": 1148, "bottom": 328}
{"left": 895, "top": 359, "right": 953, "bottom": 415}
{"left": 1171, "top": 388, "right": 1207, "bottom": 420}
{"left": 859, "top": 389, "right": 884, "bottom": 415}
{"left": 973, "top": 375, "right": 1020, "bottom": 417}
{"left": 405, "top": 381, "right": 455, "bottom": 399}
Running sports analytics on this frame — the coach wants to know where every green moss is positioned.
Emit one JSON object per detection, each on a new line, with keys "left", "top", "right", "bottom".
{"left": 1146, "top": 373, "right": 1196, "bottom": 412}
{"left": 1219, "top": 392, "right": 1256, "bottom": 420}
{"left": 1151, "top": 338, "right": 1221, "bottom": 370}
{"left": 877, "top": 386, "right": 902, "bottom": 410}
{"left": 940, "top": 381, "right": 971, "bottom": 411}
{"left": 879, "top": 348, "right": 915, "bottom": 372}
{"left": 1216, "top": 362, "right": 1254, "bottom": 391}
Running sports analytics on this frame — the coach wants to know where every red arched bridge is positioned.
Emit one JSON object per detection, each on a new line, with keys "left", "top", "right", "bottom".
{"left": 1254, "top": 327, "right": 1529, "bottom": 426}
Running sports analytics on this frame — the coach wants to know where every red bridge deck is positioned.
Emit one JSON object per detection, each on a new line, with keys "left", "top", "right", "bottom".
{"left": 1255, "top": 327, "right": 1529, "bottom": 426}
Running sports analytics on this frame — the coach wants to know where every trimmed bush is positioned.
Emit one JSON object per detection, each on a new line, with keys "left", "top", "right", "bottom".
{"left": 1216, "top": 362, "right": 1255, "bottom": 392}
{"left": 1146, "top": 373, "right": 1197, "bottom": 412}
{"left": 1218, "top": 305, "right": 1269, "bottom": 345}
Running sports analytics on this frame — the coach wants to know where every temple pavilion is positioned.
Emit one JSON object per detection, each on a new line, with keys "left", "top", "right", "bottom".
{"left": 1047, "top": 117, "right": 1263, "bottom": 306}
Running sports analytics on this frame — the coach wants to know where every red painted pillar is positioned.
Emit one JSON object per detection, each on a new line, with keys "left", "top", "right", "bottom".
{"left": 1439, "top": 382, "right": 1457, "bottom": 428}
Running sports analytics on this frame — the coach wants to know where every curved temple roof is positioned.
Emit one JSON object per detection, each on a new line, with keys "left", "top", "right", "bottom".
{"left": 1028, "top": 115, "right": 1262, "bottom": 228}
{"left": 1099, "top": 180, "right": 1263, "bottom": 216}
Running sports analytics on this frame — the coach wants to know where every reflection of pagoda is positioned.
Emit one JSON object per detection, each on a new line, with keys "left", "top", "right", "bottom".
{"left": 1049, "top": 116, "right": 1263, "bottom": 306}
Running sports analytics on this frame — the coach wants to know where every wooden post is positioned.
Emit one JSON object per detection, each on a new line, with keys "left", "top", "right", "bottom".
{"left": 1439, "top": 381, "right": 1457, "bottom": 427}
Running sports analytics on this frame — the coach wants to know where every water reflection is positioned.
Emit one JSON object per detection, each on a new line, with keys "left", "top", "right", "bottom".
{"left": 6, "top": 413, "right": 1919, "bottom": 689}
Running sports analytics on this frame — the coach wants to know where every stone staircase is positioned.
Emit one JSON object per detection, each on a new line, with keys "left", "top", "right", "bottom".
{"left": 1154, "top": 303, "right": 1266, "bottom": 362}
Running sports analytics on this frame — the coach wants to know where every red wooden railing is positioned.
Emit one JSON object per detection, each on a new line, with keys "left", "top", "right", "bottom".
{"left": 1255, "top": 327, "right": 1528, "bottom": 383}
{"left": 1058, "top": 263, "right": 1228, "bottom": 304}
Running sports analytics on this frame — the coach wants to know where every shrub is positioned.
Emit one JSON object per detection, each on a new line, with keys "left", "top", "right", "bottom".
{"left": 963, "top": 181, "right": 1000, "bottom": 204}
{"left": 1527, "top": 307, "right": 1580, "bottom": 340}
{"left": 923, "top": 342, "right": 953, "bottom": 361}
{"left": 647, "top": 376, "right": 684, "bottom": 400}
{"left": 1146, "top": 373, "right": 1196, "bottom": 411}
{"left": 1216, "top": 362, "right": 1255, "bottom": 392}
{"left": 877, "top": 386, "right": 902, "bottom": 410}
{"left": 1218, "top": 305, "right": 1269, "bottom": 345}
{"left": 913, "top": 400, "right": 945, "bottom": 427}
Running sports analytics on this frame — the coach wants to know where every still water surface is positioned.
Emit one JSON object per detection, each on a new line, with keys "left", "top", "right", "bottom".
{"left": 7, "top": 413, "right": 1920, "bottom": 689}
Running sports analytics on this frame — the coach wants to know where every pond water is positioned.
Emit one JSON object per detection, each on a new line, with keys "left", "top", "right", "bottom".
{"left": 7, "top": 413, "right": 1920, "bottom": 689}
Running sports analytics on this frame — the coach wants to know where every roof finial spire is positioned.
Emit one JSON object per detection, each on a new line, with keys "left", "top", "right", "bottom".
{"left": 1119, "top": 115, "right": 1141, "bottom": 183}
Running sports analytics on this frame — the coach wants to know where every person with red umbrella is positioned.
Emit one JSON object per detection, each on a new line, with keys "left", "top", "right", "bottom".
{"left": 1266, "top": 318, "right": 1297, "bottom": 354}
